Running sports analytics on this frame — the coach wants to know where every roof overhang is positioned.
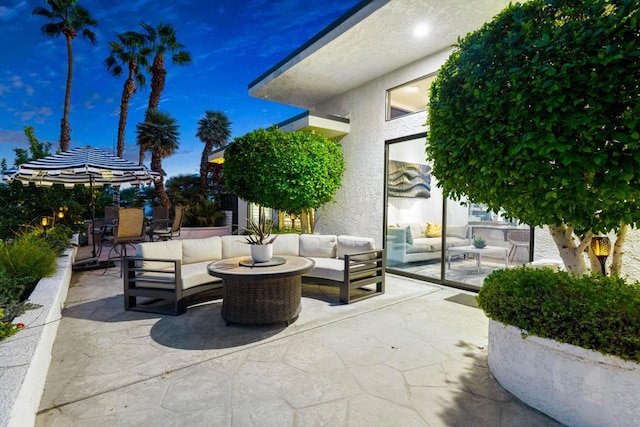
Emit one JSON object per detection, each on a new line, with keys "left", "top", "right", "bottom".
{"left": 249, "top": 0, "right": 513, "bottom": 109}
{"left": 207, "top": 112, "right": 350, "bottom": 164}
{"left": 277, "top": 111, "right": 350, "bottom": 140}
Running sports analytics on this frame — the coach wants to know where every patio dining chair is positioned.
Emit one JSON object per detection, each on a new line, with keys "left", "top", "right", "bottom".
{"left": 507, "top": 230, "right": 530, "bottom": 263}
{"left": 102, "top": 207, "right": 146, "bottom": 275}
{"left": 148, "top": 205, "right": 185, "bottom": 241}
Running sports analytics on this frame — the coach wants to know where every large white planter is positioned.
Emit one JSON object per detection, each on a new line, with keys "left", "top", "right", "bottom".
{"left": 488, "top": 319, "right": 640, "bottom": 427}
{"left": 0, "top": 248, "right": 75, "bottom": 427}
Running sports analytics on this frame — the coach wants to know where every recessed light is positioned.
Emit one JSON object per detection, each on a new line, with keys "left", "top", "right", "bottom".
{"left": 413, "top": 24, "right": 429, "bottom": 38}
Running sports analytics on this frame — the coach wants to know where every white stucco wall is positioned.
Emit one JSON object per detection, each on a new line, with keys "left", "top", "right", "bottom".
{"left": 312, "top": 48, "right": 454, "bottom": 247}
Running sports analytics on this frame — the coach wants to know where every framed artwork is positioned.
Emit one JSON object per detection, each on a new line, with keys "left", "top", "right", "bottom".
{"left": 387, "top": 160, "right": 431, "bottom": 198}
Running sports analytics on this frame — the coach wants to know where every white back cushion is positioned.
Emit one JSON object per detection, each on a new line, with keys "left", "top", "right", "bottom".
{"left": 337, "top": 235, "right": 375, "bottom": 260}
{"left": 300, "top": 234, "right": 337, "bottom": 258}
{"left": 136, "top": 240, "right": 182, "bottom": 270}
{"left": 182, "top": 236, "right": 222, "bottom": 264}
{"left": 221, "top": 235, "right": 251, "bottom": 258}
{"left": 272, "top": 233, "right": 300, "bottom": 256}
{"left": 447, "top": 225, "right": 468, "bottom": 239}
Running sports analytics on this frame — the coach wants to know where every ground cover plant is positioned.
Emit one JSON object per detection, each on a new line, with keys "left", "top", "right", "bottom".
{"left": 0, "top": 230, "right": 64, "bottom": 339}
{"left": 477, "top": 267, "right": 640, "bottom": 363}
{"left": 427, "top": 0, "right": 640, "bottom": 274}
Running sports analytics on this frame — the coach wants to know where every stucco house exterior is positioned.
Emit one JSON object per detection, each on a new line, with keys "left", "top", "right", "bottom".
{"left": 246, "top": 0, "right": 543, "bottom": 290}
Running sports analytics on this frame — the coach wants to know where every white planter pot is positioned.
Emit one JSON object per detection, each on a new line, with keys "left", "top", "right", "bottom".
{"left": 251, "top": 244, "right": 273, "bottom": 262}
{"left": 487, "top": 319, "right": 640, "bottom": 427}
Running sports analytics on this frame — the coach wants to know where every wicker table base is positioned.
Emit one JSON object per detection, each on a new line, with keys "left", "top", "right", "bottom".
{"left": 221, "top": 275, "right": 302, "bottom": 325}
{"left": 207, "top": 256, "right": 315, "bottom": 326}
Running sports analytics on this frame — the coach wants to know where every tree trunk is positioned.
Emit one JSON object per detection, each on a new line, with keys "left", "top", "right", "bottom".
{"left": 200, "top": 141, "right": 213, "bottom": 192}
{"left": 151, "top": 152, "right": 170, "bottom": 207}
{"left": 548, "top": 224, "right": 589, "bottom": 275}
{"left": 61, "top": 33, "right": 75, "bottom": 151}
{"left": 140, "top": 53, "right": 166, "bottom": 165}
{"left": 117, "top": 78, "right": 136, "bottom": 158}
{"left": 610, "top": 222, "right": 629, "bottom": 277}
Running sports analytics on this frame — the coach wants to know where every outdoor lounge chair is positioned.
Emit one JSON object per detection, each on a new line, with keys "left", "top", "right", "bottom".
{"left": 103, "top": 207, "right": 146, "bottom": 274}
{"left": 148, "top": 206, "right": 185, "bottom": 241}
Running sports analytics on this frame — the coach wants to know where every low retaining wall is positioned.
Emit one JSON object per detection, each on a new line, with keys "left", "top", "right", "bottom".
{"left": 488, "top": 319, "right": 640, "bottom": 427}
{"left": 0, "top": 248, "right": 75, "bottom": 427}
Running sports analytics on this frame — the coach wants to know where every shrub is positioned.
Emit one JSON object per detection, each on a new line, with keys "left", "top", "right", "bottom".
{"left": 477, "top": 267, "right": 640, "bottom": 363}
{"left": 0, "top": 234, "right": 57, "bottom": 280}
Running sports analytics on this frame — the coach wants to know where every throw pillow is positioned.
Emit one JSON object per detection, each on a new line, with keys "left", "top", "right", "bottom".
{"left": 405, "top": 226, "right": 413, "bottom": 245}
{"left": 426, "top": 222, "right": 442, "bottom": 237}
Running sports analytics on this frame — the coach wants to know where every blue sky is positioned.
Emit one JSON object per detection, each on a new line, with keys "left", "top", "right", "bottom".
{"left": 0, "top": 0, "right": 361, "bottom": 178}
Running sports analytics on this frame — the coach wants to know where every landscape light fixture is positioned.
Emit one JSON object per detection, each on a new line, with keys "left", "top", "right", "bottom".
{"left": 590, "top": 236, "right": 611, "bottom": 275}
{"left": 41, "top": 216, "right": 52, "bottom": 236}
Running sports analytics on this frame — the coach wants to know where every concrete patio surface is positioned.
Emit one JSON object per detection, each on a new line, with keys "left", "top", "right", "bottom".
{"left": 35, "top": 262, "right": 561, "bottom": 426}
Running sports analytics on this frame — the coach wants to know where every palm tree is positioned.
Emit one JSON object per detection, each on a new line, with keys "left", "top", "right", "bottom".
{"left": 32, "top": 0, "right": 98, "bottom": 152}
{"left": 195, "top": 111, "right": 232, "bottom": 192}
{"left": 138, "top": 21, "right": 191, "bottom": 165}
{"left": 136, "top": 110, "right": 179, "bottom": 207}
{"left": 104, "top": 31, "right": 151, "bottom": 157}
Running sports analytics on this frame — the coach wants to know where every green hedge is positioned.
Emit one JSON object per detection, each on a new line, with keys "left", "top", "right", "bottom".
{"left": 477, "top": 267, "right": 640, "bottom": 363}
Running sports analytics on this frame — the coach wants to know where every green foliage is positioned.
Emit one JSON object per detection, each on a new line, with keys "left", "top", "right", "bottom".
{"left": 43, "top": 224, "right": 73, "bottom": 256}
{"left": 165, "top": 175, "right": 226, "bottom": 226}
{"left": 427, "top": 0, "right": 640, "bottom": 234}
{"left": 224, "top": 127, "right": 345, "bottom": 213}
{"left": 0, "top": 308, "right": 25, "bottom": 340}
{"left": 184, "top": 196, "right": 224, "bottom": 226}
{"left": 0, "top": 272, "right": 35, "bottom": 306}
{"left": 477, "top": 267, "right": 640, "bottom": 363}
{"left": 0, "top": 234, "right": 57, "bottom": 281}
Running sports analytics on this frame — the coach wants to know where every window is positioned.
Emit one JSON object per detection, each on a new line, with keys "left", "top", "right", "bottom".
{"left": 386, "top": 74, "right": 436, "bottom": 120}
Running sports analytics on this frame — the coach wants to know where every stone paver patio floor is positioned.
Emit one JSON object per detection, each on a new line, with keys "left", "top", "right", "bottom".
{"left": 35, "top": 265, "right": 560, "bottom": 426}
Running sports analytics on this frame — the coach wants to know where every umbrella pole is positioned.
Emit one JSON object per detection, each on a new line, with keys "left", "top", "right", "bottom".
{"left": 90, "top": 176, "right": 97, "bottom": 258}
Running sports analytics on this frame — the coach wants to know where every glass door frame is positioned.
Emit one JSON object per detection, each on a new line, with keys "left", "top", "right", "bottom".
{"left": 384, "top": 133, "right": 535, "bottom": 292}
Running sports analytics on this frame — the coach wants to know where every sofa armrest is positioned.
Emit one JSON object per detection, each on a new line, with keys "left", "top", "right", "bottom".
{"left": 124, "top": 256, "right": 182, "bottom": 291}
{"left": 343, "top": 249, "right": 386, "bottom": 302}
{"left": 387, "top": 227, "right": 407, "bottom": 245}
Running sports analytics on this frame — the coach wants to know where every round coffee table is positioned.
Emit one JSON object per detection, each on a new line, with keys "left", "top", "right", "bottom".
{"left": 207, "top": 256, "right": 315, "bottom": 326}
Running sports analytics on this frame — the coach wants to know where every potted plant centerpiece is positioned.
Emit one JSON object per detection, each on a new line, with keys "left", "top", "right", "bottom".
{"left": 244, "top": 207, "right": 277, "bottom": 262}
{"left": 472, "top": 237, "right": 486, "bottom": 249}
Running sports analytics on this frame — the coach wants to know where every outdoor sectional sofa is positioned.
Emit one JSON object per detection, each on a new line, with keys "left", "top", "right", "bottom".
{"left": 386, "top": 223, "right": 470, "bottom": 265}
{"left": 123, "top": 233, "right": 385, "bottom": 315}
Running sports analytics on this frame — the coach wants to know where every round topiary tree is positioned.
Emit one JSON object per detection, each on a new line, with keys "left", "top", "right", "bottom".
{"left": 223, "top": 127, "right": 345, "bottom": 232}
{"left": 427, "top": 0, "right": 640, "bottom": 275}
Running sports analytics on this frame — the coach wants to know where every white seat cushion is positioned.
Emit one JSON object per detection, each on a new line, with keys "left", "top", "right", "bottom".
{"left": 181, "top": 262, "right": 222, "bottom": 290}
{"left": 304, "top": 257, "right": 345, "bottom": 282}
{"left": 182, "top": 236, "right": 222, "bottom": 264}
{"left": 300, "top": 234, "right": 337, "bottom": 258}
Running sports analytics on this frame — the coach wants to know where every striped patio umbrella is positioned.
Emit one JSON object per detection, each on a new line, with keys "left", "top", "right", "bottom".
{"left": 5, "top": 146, "right": 160, "bottom": 264}
{"left": 6, "top": 145, "right": 159, "bottom": 188}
